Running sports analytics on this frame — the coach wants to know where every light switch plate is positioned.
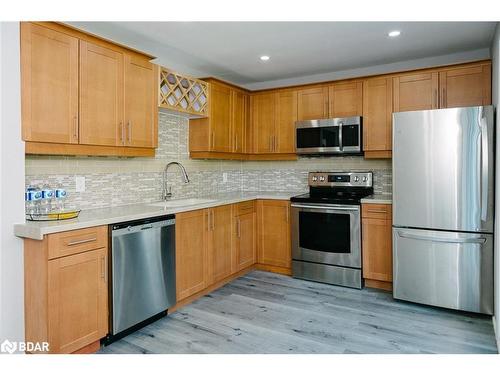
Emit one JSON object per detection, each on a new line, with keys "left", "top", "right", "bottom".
{"left": 75, "top": 176, "right": 86, "bottom": 192}
{"left": 222, "top": 172, "right": 228, "bottom": 183}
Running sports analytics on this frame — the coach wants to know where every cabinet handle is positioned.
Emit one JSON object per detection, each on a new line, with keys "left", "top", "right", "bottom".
{"left": 101, "top": 255, "right": 106, "bottom": 281}
{"left": 285, "top": 206, "right": 289, "bottom": 223}
{"left": 237, "top": 218, "right": 241, "bottom": 238}
{"left": 366, "top": 209, "right": 388, "bottom": 214}
{"left": 433, "top": 90, "right": 438, "bottom": 108}
{"left": 127, "top": 120, "right": 132, "bottom": 143}
{"left": 206, "top": 210, "right": 210, "bottom": 232}
{"left": 274, "top": 135, "right": 278, "bottom": 152}
{"left": 212, "top": 210, "right": 215, "bottom": 231}
{"left": 67, "top": 237, "right": 97, "bottom": 246}
{"left": 211, "top": 132, "right": 215, "bottom": 150}
{"left": 73, "top": 116, "right": 78, "bottom": 141}
{"left": 269, "top": 136, "right": 273, "bottom": 152}
{"left": 120, "top": 122, "right": 124, "bottom": 144}
{"left": 442, "top": 88, "right": 446, "bottom": 108}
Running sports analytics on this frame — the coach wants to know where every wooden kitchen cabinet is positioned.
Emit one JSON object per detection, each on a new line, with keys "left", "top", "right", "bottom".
{"left": 362, "top": 203, "right": 393, "bottom": 291}
{"left": 21, "top": 22, "right": 157, "bottom": 157}
{"left": 124, "top": 54, "right": 158, "bottom": 148}
{"left": 233, "top": 201, "right": 257, "bottom": 271}
{"left": 24, "top": 225, "right": 109, "bottom": 354}
{"left": 362, "top": 77, "right": 393, "bottom": 158}
{"left": 175, "top": 209, "right": 209, "bottom": 301}
{"left": 393, "top": 72, "right": 439, "bottom": 112}
{"left": 275, "top": 90, "right": 297, "bottom": 153}
{"left": 21, "top": 22, "right": 79, "bottom": 144}
{"left": 209, "top": 83, "right": 233, "bottom": 152}
{"left": 297, "top": 86, "right": 329, "bottom": 121}
{"left": 208, "top": 204, "right": 234, "bottom": 283}
{"left": 329, "top": 81, "right": 363, "bottom": 118}
{"left": 439, "top": 64, "right": 491, "bottom": 108}
{"left": 251, "top": 91, "right": 276, "bottom": 153}
{"left": 79, "top": 40, "right": 124, "bottom": 146}
{"left": 257, "top": 200, "right": 291, "bottom": 271}
{"left": 232, "top": 90, "right": 248, "bottom": 153}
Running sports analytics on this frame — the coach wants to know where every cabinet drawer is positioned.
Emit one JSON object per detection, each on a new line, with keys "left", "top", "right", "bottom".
{"left": 235, "top": 200, "right": 256, "bottom": 215}
{"left": 362, "top": 204, "right": 392, "bottom": 220}
{"left": 47, "top": 226, "right": 108, "bottom": 259}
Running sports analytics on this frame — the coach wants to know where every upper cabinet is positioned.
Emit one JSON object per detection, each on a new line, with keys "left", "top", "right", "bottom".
{"left": 250, "top": 91, "right": 276, "bottom": 153}
{"left": 363, "top": 77, "right": 393, "bottom": 158}
{"left": 393, "top": 72, "right": 439, "bottom": 112}
{"left": 79, "top": 41, "right": 124, "bottom": 147}
{"left": 297, "top": 86, "right": 329, "bottom": 120}
{"left": 189, "top": 79, "right": 249, "bottom": 157}
{"left": 275, "top": 90, "right": 297, "bottom": 153}
{"left": 21, "top": 22, "right": 157, "bottom": 157}
{"left": 21, "top": 23, "right": 79, "bottom": 144}
{"left": 439, "top": 64, "right": 491, "bottom": 108}
{"left": 328, "top": 81, "right": 363, "bottom": 118}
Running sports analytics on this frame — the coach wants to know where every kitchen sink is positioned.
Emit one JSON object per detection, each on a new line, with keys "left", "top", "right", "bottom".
{"left": 148, "top": 198, "right": 216, "bottom": 208}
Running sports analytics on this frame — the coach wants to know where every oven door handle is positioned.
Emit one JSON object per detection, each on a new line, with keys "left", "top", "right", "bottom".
{"left": 291, "top": 204, "right": 359, "bottom": 211}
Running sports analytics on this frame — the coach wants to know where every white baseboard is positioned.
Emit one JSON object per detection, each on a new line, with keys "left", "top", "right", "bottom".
{"left": 493, "top": 316, "right": 500, "bottom": 353}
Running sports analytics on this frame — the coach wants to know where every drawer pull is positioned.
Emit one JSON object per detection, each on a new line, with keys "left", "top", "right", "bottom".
{"left": 66, "top": 237, "right": 97, "bottom": 246}
{"left": 366, "top": 209, "right": 388, "bottom": 214}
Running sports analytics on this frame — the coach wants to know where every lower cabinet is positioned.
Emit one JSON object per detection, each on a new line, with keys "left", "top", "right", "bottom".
{"left": 233, "top": 201, "right": 257, "bottom": 271}
{"left": 24, "top": 226, "right": 108, "bottom": 354}
{"left": 208, "top": 204, "right": 233, "bottom": 283}
{"left": 361, "top": 203, "right": 393, "bottom": 290}
{"left": 175, "top": 209, "right": 209, "bottom": 301}
{"left": 256, "top": 200, "right": 291, "bottom": 271}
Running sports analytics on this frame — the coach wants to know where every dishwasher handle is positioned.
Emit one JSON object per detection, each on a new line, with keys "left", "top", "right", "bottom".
{"left": 112, "top": 217, "right": 175, "bottom": 236}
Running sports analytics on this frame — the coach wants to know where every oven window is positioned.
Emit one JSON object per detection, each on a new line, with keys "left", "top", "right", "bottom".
{"left": 342, "top": 125, "right": 359, "bottom": 147}
{"left": 299, "top": 211, "right": 351, "bottom": 253}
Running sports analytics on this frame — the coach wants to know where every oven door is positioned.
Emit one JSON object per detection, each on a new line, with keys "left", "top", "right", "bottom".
{"left": 291, "top": 203, "right": 361, "bottom": 268}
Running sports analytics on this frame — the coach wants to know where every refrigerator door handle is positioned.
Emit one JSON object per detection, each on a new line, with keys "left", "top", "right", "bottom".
{"left": 480, "top": 110, "right": 489, "bottom": 222}
{"left": 396, "top": 230, "right": 487, "bottom": 244}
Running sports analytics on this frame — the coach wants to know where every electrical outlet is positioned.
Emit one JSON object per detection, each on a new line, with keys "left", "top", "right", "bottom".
{"left": 222, "top": 172, "right": 228, "bottom": 183}
{"left": 75, "top": 176, "right": 86, "bottom": 192}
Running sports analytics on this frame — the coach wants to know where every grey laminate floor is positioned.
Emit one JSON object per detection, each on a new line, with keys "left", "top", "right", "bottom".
{"left": 99, "top": 271, "right": 498, "bottom": 354}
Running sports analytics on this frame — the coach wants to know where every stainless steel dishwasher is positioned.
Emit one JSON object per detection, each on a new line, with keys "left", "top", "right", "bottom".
{"left": 109, "top": 215, "right": 176, "bottom": 338}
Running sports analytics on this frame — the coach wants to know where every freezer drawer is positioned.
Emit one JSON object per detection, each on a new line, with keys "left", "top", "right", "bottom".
{"left": 393, "top": 228, "right": 493, "bottom": 314}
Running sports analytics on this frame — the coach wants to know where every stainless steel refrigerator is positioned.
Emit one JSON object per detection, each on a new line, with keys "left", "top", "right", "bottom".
{"left": 392, "top": 106, "right": 494, "bottom": 315}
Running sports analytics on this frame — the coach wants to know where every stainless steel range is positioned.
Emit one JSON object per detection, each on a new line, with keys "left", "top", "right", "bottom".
{"left": 290, "top": 171, "right": 373, "bottom": 289}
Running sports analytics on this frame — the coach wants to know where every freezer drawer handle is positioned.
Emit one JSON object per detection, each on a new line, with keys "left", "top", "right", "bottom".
{"left": 396, "top": 231, "right": 487, "bottom": 244}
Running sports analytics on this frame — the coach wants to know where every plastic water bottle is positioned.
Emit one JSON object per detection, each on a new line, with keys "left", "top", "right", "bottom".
{"left": 55, "top": 187, "right": 67, "bottom": 212}
{"left": 41, "top": 184, "right": 55, "bottom": 214}
{"left": 31, "top": 186, "right": 43, "bottom": 215}
{"left": 25, "top": 186, "right": 36, "bottom": 215}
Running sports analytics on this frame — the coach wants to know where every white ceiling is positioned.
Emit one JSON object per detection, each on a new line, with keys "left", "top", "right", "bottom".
{"left": 68, "top": 22, "right": 497, "bottom": 89}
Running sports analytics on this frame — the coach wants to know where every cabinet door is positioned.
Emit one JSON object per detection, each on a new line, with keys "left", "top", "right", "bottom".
{"left": 251, "top": 92, "right": 276, "bottom": 153}
{"left": 275, "top": 90, "right": 297, "bottom": 153}
{"left": 234, "top": 211, "right": 256, "bottom": 271}
{"left": 210, "top": 83, "right": 232, "bottom": 152}
{"left": 176, "top": 209, "right": 208, "bottom": 301}
{"left": 328, "top": 81, "right": 363, "bottom": 118}
{"left": 48, "top": 248, "right": 108, "bottom": 353}
{"left": 124, "top": 55, "right": 157, "bottom": 148}
{"left": 439, "top": 64, "right": 491, "bottom": 108}
{"left": 232, "top": 90, "right": 247, "bottom": 153}
{"left": 79, "top": 41, "right": 123, "bottom": 146}
{"left": 393, "top": 72, "right": 438, "bottom": 112}
{"left": 209, "top": 205, "right": 233, "bottom": 283}
{"left": 257, "top": 200, "right": 291, "bottom": 268}
{"left": 362, "top": 217, "right": 392, "bottom": 282}
{"left": 21, "top": 23, "right": 79, "bottom": 144}
{"left": 363, "top": 77, "right": 393, "bottom": 152}
{"left": 297, "top": 87, "right": 328, "bottom": 120}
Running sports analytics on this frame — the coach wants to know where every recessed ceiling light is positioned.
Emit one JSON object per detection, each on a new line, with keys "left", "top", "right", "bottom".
{"left": 388, "top": 30, "right": 401, "bottom": 37}
{"left": 260, "top": 55, "right": 270, "bottom": 61}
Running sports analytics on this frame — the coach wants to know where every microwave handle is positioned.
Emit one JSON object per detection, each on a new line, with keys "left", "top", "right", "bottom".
{"left": 338, "top": 122, "right": 343, "bottom": 151}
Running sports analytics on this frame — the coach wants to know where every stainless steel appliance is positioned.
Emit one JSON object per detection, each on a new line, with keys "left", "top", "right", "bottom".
{"left": 291, "top": 172, "right": 373, "bottom": 288}
{"left": 109, "top": 215, "right": 176, "bottom": 338}
{"left": 393, "top": 106, "right": 494, "bottom": 314}
{"left": 295, "top": 116, "right": 362, "bottom": 155}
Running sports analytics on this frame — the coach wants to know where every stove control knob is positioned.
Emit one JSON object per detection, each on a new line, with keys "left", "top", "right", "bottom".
{"left": 362, "top": 176, "right": 368, "bottom": 182}
{"left": 312, "top": 176, "right": 318, "bottom": 182}
{"left": 319, "top": 176, "right": 325, "bottom": 182}
{"left": 354, "top": 176, "right": 360, "bottom": 182}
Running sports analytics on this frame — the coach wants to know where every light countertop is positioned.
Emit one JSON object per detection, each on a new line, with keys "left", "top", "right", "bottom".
{"left": 14, "top": 191, "right": 304, "bottom": 240}
{"left": 360, "top": 194, "right": 392, "bottom": 204}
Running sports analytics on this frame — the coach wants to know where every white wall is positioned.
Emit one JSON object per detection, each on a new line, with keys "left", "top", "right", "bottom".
{"left": 0, "top": 22, "right": 25, "bottom": 348}
{"left": 492, "top": 22, "right": 500, "bottom": 350}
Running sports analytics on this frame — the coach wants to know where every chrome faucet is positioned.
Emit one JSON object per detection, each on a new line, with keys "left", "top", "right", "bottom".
{"left": 162, "top": 162, "right": 190, "bottom": 200}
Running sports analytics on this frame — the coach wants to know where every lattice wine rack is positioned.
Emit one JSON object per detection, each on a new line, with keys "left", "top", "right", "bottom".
{"left": 158, "top": 67, "right": 209, "bottom": 117}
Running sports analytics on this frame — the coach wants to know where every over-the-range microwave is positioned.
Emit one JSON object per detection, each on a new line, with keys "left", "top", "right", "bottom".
{"left": 295, "top": 116, "right": 362, "bottom": 155}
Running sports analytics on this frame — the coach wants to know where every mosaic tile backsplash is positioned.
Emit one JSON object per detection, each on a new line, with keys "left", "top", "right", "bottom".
{"left": 26, "top": 112, "right": 392, "bottom": 211}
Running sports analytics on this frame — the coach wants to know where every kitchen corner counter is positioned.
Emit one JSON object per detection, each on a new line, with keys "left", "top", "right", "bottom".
{"left": 14, "top": 191, "right": 303, "bottom": 240}
{"left": 360, "top": 194, "right": 392, "bottom": 204}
